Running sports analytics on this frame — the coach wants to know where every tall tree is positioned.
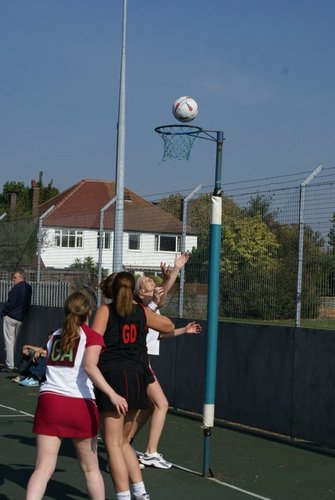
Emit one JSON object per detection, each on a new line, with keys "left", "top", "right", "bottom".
{"left": 0, "top": 172, "right": 59, "bottom": 217}
{"left": 156, "top": 193, "right": 183, "bottom": 221}
{"left": 244, "top": 194, "right": 279, "bottom": 226}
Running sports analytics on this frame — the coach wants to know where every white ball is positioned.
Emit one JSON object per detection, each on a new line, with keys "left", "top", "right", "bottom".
{"left": 172, "top": 96, "right": 199, "bottom": 123}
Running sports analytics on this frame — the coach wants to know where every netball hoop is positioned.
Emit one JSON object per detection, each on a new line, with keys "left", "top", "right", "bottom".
{"left": 155, "top": 122, "right": 225, "bottom": 478}
{"left": 155, "top": 124, "right": 203, "bottom": 162}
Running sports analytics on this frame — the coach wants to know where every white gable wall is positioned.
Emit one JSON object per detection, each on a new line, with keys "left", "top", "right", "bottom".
{"left": 41, "top": 228, "right": 197, "bottom": 273}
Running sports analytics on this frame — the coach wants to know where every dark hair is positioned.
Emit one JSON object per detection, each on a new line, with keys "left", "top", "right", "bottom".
{"left": 111, "top": 272, "right": 135, "bottom": 317}
{"left": 60, "top": 292, "right": 91, "bottom": 352}
{"left": 99, "top": 273, "right": 117, "bottom": 299}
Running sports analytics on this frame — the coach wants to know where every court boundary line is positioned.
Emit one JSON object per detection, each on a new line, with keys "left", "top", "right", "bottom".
{"left": 0, "top": 403, "right": 34, "bottom": 418}
{"left": 208, "top": 476, "right": 272, "bottom": 500}
{"left": 0, "top": 406, "right": 273, "bottom": 500}
{"left": 171, "top": 463, "right": 272, "bottom": 500}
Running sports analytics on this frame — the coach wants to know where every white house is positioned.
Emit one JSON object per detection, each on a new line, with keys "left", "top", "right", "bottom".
{"left": 39, "top": 179, "right": 197, "bottom": 273}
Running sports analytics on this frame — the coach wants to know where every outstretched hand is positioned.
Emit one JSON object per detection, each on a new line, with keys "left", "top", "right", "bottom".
{"left": 184, "top": 321, "right": 202, "bottom": 335}
{"left": 160, "top": 252, "right": 190, "bottom": 280}
{"left": 174, "top": 251, "right": 189, "bottom": 270}
{"left": 160, "top": 262, "right": 173, "bottom": 280}
{"left": 153, "top": 286, "right": 164, "bottom": 306}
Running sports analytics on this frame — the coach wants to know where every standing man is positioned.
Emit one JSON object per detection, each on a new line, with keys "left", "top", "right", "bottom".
{"left": 1, "top": 270, "right": 32, "bottom": 372}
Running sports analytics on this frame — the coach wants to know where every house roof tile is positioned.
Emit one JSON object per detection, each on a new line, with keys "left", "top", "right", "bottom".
{"left": 39, "top": 179, "right": 194, "bottom": 234}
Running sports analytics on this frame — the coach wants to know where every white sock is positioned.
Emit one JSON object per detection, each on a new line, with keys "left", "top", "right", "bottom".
{"left": 132, "top": 481, "right": 146, "bottom": 496}
{"left": 116, "top": 491, "right": 131, "bottom": 500}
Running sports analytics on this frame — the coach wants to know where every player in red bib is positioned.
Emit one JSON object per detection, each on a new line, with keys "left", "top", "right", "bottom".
{"left": 26, "top": 292, "right": 128, "bottom": 500}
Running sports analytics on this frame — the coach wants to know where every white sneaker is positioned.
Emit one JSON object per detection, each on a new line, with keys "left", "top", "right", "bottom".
{"left": 139, "top": 452, "right": 172, "bottom": 469}
{"left": 131, "top": 494, "right": 150, "bottom": 500}
{"left": 131, "top": 449, "right": 145, "bottom": 469}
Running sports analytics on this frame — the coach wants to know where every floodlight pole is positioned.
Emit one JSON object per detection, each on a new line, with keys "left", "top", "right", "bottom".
{"left": 202, "top": 130, "right": 224, "bottom": 477}
{"left": 113, "top": 0, "right": 127, "bottom": 272}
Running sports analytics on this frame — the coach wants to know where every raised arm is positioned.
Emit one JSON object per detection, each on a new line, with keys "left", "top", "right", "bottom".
{"left": 144, "top": 306, "right": 175, "bottom": 334}
{"left": 159, "top": 321, "right": 202, "bottom": 340}
{"left": 161, "top": 251, "right": 189, "bottom": 295}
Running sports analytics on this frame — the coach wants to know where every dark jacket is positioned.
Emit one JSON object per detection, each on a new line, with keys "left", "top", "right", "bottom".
{"left": 2, "top": 281, "right": 32, "bottom": 322}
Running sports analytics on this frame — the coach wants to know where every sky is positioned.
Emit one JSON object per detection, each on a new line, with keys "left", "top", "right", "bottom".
{"left": 1, "top": 0, "right": 334, "bottom": 199}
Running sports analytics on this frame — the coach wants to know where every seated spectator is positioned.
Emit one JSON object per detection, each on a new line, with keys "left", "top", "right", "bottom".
{"left": 12, "top": 333, "right": 52, "bottom": 387}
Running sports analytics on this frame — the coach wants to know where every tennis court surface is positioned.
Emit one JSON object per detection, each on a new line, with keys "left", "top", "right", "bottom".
{"left": 1, "top": 371, "right": 334, "bottom": 500}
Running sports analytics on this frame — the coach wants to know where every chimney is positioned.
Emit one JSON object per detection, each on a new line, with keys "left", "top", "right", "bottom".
{"left": 30, "top": 179, "right": 40, "bottom": 218}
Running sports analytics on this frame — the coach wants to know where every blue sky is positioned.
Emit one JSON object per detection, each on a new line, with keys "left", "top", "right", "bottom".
{"left": 0, "top": 0, "right": 334, "bottom": 198}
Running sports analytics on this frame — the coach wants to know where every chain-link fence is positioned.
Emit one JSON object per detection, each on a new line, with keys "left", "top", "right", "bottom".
{"left": 0, "top": 167, "right": 334, "bottom": 328}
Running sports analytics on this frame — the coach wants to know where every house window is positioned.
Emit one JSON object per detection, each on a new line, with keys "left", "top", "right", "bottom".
{"left": 97, "top": 232, "right": 111, "bottom": 249}
{"left": 154, "top": 235, "right": 181, "bottom": 252}
{"left": 55, "top": 230, "right": 83, "bottom": 248}
{"left": 129, "top": 234, "right": 140, "bottom": 250}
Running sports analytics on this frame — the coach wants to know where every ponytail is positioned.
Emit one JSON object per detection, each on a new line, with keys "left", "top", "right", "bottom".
{"left": 111, "top": 272, "right": 135, "bottom": 317}
{"left": 60, "top": 292, "right": 91, "bottom": 352}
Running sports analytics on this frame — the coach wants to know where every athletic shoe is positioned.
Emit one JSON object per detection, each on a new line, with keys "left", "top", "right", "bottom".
{"left": 1, "top": 367, "right": 14, "bottom": 372}
{"left": 132, "top": 449, "right": 145, "bottom": 468}
{"left": 131, "top": 494, "right": 150, "bottom": 500}
{"left": 139, "top": 452, "right": 172, "bottom": 469}
{"left": 12, "top": 375, "right": 25, "bottom": 383}
{"left": 19, "top": 377, "right": 40, "bottom": 387}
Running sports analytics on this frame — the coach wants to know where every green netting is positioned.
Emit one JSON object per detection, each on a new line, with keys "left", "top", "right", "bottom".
{"left": 155, "top": 125, "right": 202, "bottom": 162}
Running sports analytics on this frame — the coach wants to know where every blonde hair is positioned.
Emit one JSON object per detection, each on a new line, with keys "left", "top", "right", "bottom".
{"left": 60, "top": 292, "right": 91, "bottom": 353}
{"left": 112, "top": 272, "right": 135, "bottom": 317}
{"left": 135, "top": 275, "right": 144, "bottom": 293}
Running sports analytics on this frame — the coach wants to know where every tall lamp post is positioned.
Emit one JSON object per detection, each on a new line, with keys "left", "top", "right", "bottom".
{"left": 113, "top": 0, "right": 127, "bottom": 272}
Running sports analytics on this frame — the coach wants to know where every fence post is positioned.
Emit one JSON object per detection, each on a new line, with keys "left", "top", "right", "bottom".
{"left": 179, "top": 184, "right": 202, "bottom": 317}
{"left": 295, "top": 165, "right": 323, "bottom": 327}
{"left": 36, "top": 205, "right": 54, "bottom": 305}
{"left": 98, "top": 196, "right": 117, "bottom": 306}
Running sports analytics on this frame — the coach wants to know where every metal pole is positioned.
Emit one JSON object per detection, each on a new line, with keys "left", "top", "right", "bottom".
{"left": 98, "top": 196, "right": 117, "bottom": 306}
{"left": 179, "top": 184, "right": 202, "bottom": 318}
{"left": 202, "top": 131, "right": 224, "bottom": 477}
{"left": 36, "top": 205, "right": 54, "bottom": 305}
{"left": 295, "top": 164, "right": 323, "bottom": 327}
{"left": 113, "top": 0, "right": 127, "bottom": 272}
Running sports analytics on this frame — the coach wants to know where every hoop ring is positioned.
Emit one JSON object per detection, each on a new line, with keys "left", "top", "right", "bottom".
{"left": 155, "top": 124, "right": 203, "bottom": 136}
